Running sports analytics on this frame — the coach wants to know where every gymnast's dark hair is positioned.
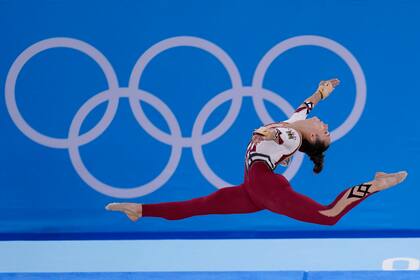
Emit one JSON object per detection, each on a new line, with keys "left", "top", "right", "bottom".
{"left": 299, "top": 138, "right": 329, "bottom": 174}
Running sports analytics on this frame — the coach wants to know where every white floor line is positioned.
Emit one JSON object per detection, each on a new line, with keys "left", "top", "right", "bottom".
{"left": 1, "top": 238, "right": 419, "bottom": 272}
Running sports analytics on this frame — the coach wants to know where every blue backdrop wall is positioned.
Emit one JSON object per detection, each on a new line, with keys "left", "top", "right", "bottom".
{"left": 0, "top": 0, "right": 419, "bottom": 238}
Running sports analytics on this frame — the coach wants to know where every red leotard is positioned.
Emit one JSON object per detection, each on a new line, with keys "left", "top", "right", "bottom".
{"left": 142, "top": 104, "right": 373, "bottom": 225}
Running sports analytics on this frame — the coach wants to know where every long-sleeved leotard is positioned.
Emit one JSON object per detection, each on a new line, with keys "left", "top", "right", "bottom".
{"left": 142, "top": 101, "right": 375, "bottom": 225}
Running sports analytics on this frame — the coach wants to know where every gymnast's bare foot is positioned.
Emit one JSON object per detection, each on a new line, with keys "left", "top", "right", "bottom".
{"left": 372, "top": 171, "right": 408, "bottom": 192}
{"left": 105, "top": 202, "right": 142, "bottom": 222}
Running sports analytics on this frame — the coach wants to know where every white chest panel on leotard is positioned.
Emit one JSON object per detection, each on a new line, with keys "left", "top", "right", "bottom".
{"left": 245, "top": 101, "right": 310, "bottom": 170}
{"left": 245, "top": 126, "right": 302, "bottom": 170}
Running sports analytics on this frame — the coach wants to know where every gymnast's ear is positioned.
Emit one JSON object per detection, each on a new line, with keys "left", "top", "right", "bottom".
{"left": 309, "top": 132, "right": 316, "bottom": 143}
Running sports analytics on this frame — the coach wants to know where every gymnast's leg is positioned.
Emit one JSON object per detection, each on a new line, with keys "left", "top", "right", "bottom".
{"left": 245, "top": 162, "right": 407, "bottom": 225}
{"left": 106, "top": 184, "right": 262, "bottom": 221}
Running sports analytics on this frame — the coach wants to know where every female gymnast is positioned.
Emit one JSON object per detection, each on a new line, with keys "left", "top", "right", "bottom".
{"left": 106, "top": 78, "right": 407, "bottom": 225}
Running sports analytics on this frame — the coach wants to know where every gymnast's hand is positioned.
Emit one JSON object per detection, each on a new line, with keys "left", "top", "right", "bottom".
{"left": 317, "top": 78, "right": 340, "bottom": 100}
{"left": 252, "top": 127, "right": 276, "bottom": 144}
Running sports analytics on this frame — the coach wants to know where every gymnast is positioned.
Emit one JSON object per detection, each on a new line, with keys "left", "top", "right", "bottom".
{"left": 106, "top": 78, "right": 407, "bottom": 225}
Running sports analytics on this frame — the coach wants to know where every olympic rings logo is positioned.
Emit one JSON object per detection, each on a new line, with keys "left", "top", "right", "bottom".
{"left": 5, "top": 35, "right": 366, "bottom": 198}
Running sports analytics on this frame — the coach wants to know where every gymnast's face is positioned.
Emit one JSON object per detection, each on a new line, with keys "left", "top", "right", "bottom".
{"left": 308, "top": 117, "right": 331, "bottom": 146}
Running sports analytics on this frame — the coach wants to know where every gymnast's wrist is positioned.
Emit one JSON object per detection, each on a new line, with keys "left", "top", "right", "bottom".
{"left": 316, "top": 89, "right": 324, "bottom": 100}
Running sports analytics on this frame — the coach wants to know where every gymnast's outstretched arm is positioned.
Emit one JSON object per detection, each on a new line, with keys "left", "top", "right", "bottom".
{"left": 253, "top": 78, "right": 340, "bottom": 141}
{"left": 289, "top": 78, "right": 340, "bottom": 119}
